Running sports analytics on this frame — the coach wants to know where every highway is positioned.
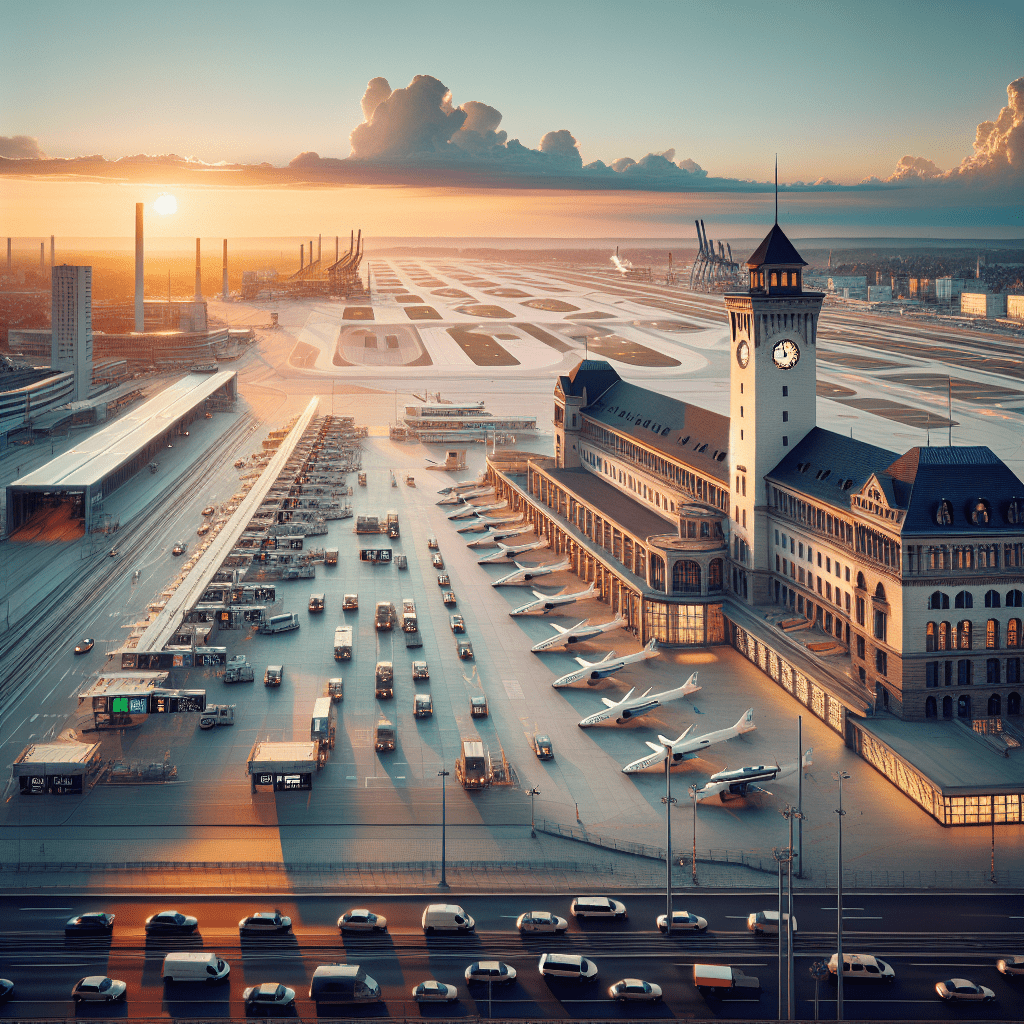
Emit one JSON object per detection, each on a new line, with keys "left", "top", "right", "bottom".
{"left": 1, "top": 893, "right": 1022, "bottom": 1020}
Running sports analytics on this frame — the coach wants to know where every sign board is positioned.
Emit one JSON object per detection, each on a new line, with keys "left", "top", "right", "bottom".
{"left": 19, "top": 774, "right": 84, "bottom": 795}
{"left": 253, "top": 772, "right": 312, "bottom": 791}
{"left": 359, "top": 549, "right": 393, "bottom": 563}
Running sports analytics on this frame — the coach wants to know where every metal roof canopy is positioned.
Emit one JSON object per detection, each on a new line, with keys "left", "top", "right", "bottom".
{"left": 134, "top": 397, "right": 320, "bottom": 653}
{"left": 11, "top": 371, "right": 236, "bottom": 490}
{"left": 12, "top": 740, "right": 103, "bottom": 775}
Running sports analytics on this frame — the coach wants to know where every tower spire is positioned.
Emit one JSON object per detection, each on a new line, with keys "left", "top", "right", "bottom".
{"left": 775, "top": 154, "right": 778, "bottom": 225}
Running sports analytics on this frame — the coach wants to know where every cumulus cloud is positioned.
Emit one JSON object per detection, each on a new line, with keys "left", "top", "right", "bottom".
{"left": 0, "top": 135, "right": 46, "bottom": 159}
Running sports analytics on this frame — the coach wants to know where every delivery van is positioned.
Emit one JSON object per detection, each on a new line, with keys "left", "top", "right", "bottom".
{"left": 162, "top": 951, "right": 230, "bottom": 983}
{"left": 309, "top": 964, "right": 380, "bottom": 1004}
{"left": 421, "top": 904, "right": 475, "bottom": 933}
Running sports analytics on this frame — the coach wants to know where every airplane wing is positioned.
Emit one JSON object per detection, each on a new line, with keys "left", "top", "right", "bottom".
{"left": 574, "top": 651, "right": 616, "bottom": 668}
{"left": 599, "top": 686, "right": 633, "bottom": 709}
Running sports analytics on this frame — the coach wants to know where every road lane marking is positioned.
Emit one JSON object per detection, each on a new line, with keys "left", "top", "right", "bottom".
{"left": 19, "top": 908, "right": 73, "bottom": 911}
{"left": 842, "top": 916, "right": 883, "bottom": 920}
{"left": 29, "top": 714, "right": 38, "bottom": 722}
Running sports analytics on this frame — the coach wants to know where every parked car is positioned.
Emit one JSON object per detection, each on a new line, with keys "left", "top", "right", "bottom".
{"left": 243, "top": 983, "right": 295, "bottom": 1012}
{"left": 657, "top": 910, "right": 707, "bottom": 932}
{"left": 412, "top": 661, "right": 429, "bottom": 680}
{"left": 532, "top": 734, "right": 553, "bottom": 759}
{"left": 827, "top": 953, "right": 895, "bottom": 982}
{"left": 343, "top": 593, "right": 359, "bottom": 610}
{"left": 465, "top": 962, "right": 516, "bottom": 985}
{"left": 171, "top": 541, "right": 187, "bottom": 555}
{"left": 456, "top": 638, "right": 474, "bottom": 659}
{"left": 264, "top": 665, "right": 283, "bottom": 687}
{"left": 427, "top": 536, "right": 439, "bottom": 549}
{"left": 201, "top": 506, "right": 215, "bottom": 516}
{"left": 996, "top": 956, "right": 1024, "bottom": 975}
{"left": 338, "top": 909, "right": 387, "bottom": 932}
{"left": 436, "top": 573, "right": 450, "bottom": 586}
{"left": 196, "top": 524, "right": 210, "bottom": 536}
{"left": 442, "top": 590, "right": 457, "bottom": 605}
{"left": 935, "top": 979, "right": 995, "bottom": 1002}
{"left": 239, "top": 912, "right": 292, "bottom": 935}
{"left": 412, "top": 980, "right": 458, "bottom": 1002}
{"left": 538, "top": 953, "right": 598, "bottom": 979}
{"left": 450, "top": 614, "right": 465, "bottom": 633}
{"left": 570, "top": 897, "right": 626, "bottom": 919}
{"left": 517, "top": 911, "right": 567, "bottom": 934}
{"left": 144, "top": 910, "right": 198, "bottom": 934}
{"left": 609, "top": 979, "right": 662, "bottom": 1002}
{"left": 65, "top": 912, "right": 114, "bottom": 935}
{"left": 71, "top": 977, "right": 126, "bottom": 1003}
{"left": 74, "top": 638, "right": 95, "bottom": 655}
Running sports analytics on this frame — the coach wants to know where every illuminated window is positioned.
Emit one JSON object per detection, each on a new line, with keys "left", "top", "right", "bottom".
{"left": 782, "top": 272, "right": 789, "bottom": 286}
{"left": 926, "top": 622, "right": 936, "bottom": 652}
{"left": 771, "top": 272, "right": 778, "bottom": 286}
{"left": 987, "top": 619, "right": 1000, "bottom": 649}
{"left": 938, "top": 621, "right": 951, "bottom": 650}
{"left": 935, "top": 500, "right": 954, "bottom": 525}
{"left": 956, "top": 620, "right": 973, "bottom": 650}
{"left": 1009, "top": 619, "right": 1022, "bottom": 648}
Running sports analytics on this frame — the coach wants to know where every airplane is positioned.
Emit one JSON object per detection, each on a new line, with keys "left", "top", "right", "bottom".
{"left": 577, "top": 672, "right": 701, "bottom": 727}
{"left": 436, "top": 479, "right": 485, "bottom": 496}
{"left": 620, "top": 708, "right": 756, "bottom": 773}
{"left": 531, "top": 615, "right": 627, "bottom": 651}
{"left": 447, "top": 500, "right": 507, "bottom": 520}
{"left": 551, "top": 638, "right": 659, "bottom": 688}
{"left": 466, "top": 524, "right": 536, "bottom": 548}
{"left": 692, "top": 748, "right": 813, "bottom": 802}
{"left": 436, "top": 484, "right": 492, "bottom": 504}
{"left": 477, "top": 538, "right": 548, "bottom": 563}
{"left": 492, "top": 558, "right": 570, "bottom": 586}
{"left": 457, "top": 513, "right": 524, "bottom": 533}
{"left": 509, "top": 583, "right": 597, "bottom": 614}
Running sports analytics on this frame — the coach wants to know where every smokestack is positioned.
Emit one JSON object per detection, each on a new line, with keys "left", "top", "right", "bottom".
{"left": 40, "top": 242, "right": 44, "bottom": 271}
{"left": 50, "top": 235, "right": 55, "bottom": 266}
{"left": 300, "top": 244, "right": 304, "bottom": 270}
{"left": 7, "top": 237, "right": 11, "bottom": 270}
{"left": 318, "top": 234, "right": 321, "bottom": 262}
{"left": 309, "top": 239, "right": 314, "bottom": 265}
{"left": 335, "top": 235, "right": 339, "bottom": 262}
{"left": 194, "top": 238, "right": 202, "bottom": 301}
{"left": 135, "top": 202, "right": 144, "bottom": 332}
{"left": 222, "top": 239, "right": 228, "bottom": 300}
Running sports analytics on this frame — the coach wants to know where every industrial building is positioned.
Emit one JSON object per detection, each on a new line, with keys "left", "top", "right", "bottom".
{"left": 0, "top": 366, "right": 76, "bottom": 443}
{"left": 961, "top": 292, "right": 1007, "bottom": 318}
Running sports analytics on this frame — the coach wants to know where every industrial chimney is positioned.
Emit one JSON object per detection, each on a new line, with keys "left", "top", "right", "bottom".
{"left": 50, "top": 235, "right": 55, "bottom": 266}
{"left": 135, "top": 203, "right": 144, "bottom": 332}
{"left": 39, "top": 242, "right": 44, "bottom": 271}
{"left": 222, "top": 239, "right": 228, "bottom": 300}
{"left": 300, "top": 244, "right": 304, "bottom": 270}
{"left": 318, "top": 234, "right": 321, "bottom": 262}
{"left": 194, "top": 238, "right": 202, "bottom": 301}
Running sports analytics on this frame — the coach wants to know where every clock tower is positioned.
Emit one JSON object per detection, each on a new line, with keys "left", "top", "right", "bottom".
{"left": 725, "top": 222, "right": 823, "bottom": 605}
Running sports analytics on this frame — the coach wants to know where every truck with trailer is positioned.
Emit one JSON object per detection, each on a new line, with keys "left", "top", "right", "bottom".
{"left": 333, "top": 626, "right": 353, "bottom": 660}
{"left": 199, "top": 705, "right": 235, "bottom": 729}
{"left": 310, "top": 697, "right": 337, "bottom": 755}
{"left": 692, "top": 965, "right": 761, "bottom": 997}
{"left": 455, "top": 739, "right": 490, "bottom": 790}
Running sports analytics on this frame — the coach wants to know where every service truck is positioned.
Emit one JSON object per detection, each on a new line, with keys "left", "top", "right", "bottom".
{"left": 692, "top": 965, "right": 761, "bottom": 998}
{"left": 223, "top": 661, "right": 255, "bottom": 684}
{"left": 310, "top": 697, "right": 337, "bottom": 752}
{"left": 199, "top": 704, "right": 235, "bottom": 729}
{"left": 333, "top": 625, "right": 353, "bottom": 660}
{"left": 402, "top": 599, "right": 418, "bottom": 633}
{"left": 456, "top": 739, "right": 490, "bottom": 790}
{"left": 374, "top": 662, "right": 394, "bottom": 699}
{"left": 324, "top": 548, "right": 338, "bottom": 566}
{"left": 386, "top": 511, "right": 400, "bottom": 538}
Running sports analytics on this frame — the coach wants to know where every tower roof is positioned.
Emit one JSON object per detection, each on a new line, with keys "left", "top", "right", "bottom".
{"left": 745, "top": 223, "right": 807, "bottom": 269}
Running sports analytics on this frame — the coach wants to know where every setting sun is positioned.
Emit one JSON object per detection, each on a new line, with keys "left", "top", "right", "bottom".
{"left": 153, "top": 193, "right": 177, "bottom": 216}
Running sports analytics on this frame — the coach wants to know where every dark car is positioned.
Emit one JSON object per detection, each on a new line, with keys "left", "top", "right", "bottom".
{"left": 0, "top": 979, "right": 12, "bottom": 1004}
{"left": 144, "top": 910, "right": 198, "bottom": 934}
{"left": 243, "top": 983, "right": 295, "bottom": 1013}
{"left": 470, "top": 696, "right": 488, "bottom": 718}
{"left": 239, "top": 912, "right": 292, "bottom": 936}
{"left": 457, "top": 638, "right": 474, "bottom": 660}
{"left": 533, "top": 734, "right": 554, "bottom": 760}
{"left": 65, "top": 912, "right": 114, "bottom": 935}
{"left": 74, "top": 638, "right": 95, "bottom": 655}
{"left": 450, "top": 614, "right": 465, "bottom": 634}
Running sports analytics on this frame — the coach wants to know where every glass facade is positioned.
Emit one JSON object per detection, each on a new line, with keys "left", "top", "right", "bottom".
{"left": 645, "top": 600, "right": 724, "bottom": 645}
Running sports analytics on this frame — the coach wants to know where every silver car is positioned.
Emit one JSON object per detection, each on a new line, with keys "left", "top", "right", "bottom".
{"left": 411, "top": 980, "right": 458, "bottom": 1002}
{"left": 465, "top": 961, "right": 516, "bottom": 985}
{"left": 243, "top": 983, "right": 295, "bottom": 1011}
{"left": 338, "top": 908, "right": 387, "bottom": 932}
{"left": 517, "top": 911, "right": 568, "bottom": 934}
{"left": 609, "top": 979, "right": 662, "bottom": 1002}
{"left": 71, "top": 977, "right": 126, "bottom": 1003}
{"left": 935, "top": 979, "right": 995, "bottom": 1002}
{"left": 570, "top": 896, "right": 626, "bottom": 919}
{"left": 657, "top": 910, "right": 707, "bottom": 932}
{"left": 239, "top": 911, "right": 292, "bottom": 935}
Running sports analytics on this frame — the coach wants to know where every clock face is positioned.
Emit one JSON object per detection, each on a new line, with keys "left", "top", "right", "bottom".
{"left": 772, "top": 338, "right": 800, "bottom": 369}
{"left": 736, "top": 340, "right": 749, "bottom": 368}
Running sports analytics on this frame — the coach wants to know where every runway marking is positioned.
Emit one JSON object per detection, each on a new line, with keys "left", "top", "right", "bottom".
{"left": 29, "top": 714, "right": 38, "bottom": 723}
{"left": 19, "top": 907, "right": 73, "bottom": 911}
{"left": 842, "top": 916, "right": 883, "bottom": 920}
{"left": 821, "top": 907, "right": 864, "bottom": 911}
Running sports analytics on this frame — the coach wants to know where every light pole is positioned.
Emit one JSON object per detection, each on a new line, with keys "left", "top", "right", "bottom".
{"left": 834, "top": 770, "right": 850, "bottom": 1020}
{"left": 661, "top": 744, "right": 676, "bottom": 933}
{"left": 438, "top": 768, "right": 450, "bottom": 890}
{"left": 527, "top": 787, "right": 540, "bottom": 838}
{"left": 772, "top": 845, "right": 790, "bottom": 1020}
{"left": 797, "top": 715, "right": 804, "bottom": 878}
{"left": 689, "top": 783, "right": 699, "bottom": 885}
{"left": 783, "top": 805, "right": 804, "bottom": 1021}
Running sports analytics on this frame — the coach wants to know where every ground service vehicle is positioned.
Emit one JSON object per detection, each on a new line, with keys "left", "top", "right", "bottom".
{"left": 358, "top": 472, "right": 367, "bottom": 486}
{"left": 395, "top": 553, "right": 408, "bottom": 569}
{"left": 333, "top": 625, "right": 353, "bottom": 660}
{"left": 456, "top": 739, "right": 489, "bottom": 789}
{"left": 309, "top": 965, "right": 380, "bottom": 1005}
{"left": 427, "top": 536, "right": 438, "bottom": 549}
{"left": 375, "top": 662, "right": 394, "bottom": 698}
{"left": 450, "top": 614, "right": 465, "bottom": 633}
{"left": 72, "top": 977, "right": 126, "bottom": 1003}
{"left": 414, "top": 693, "right": 433, "bottom": 718}
{"left": 356, "top": 515, "right": 381, "bottom": 533}
{"left": 264, "top": 665, "right": 283, "bottom": 687}
{"left": 308, "top": 593, "right": 325, "bottom": 612}
{"left": 437, "top": 573, "right": 450, "bottom": 586}
{"left": 404, "top": 627, "right": 422, "bottom": 648}
{"left": 259, "top": 612, "right": 299, "bottom": 634}
{"left": 387, "top": 511, "right": 400, "bottom": 538}
{"left": 199, "top": 705, "right": 235, "bottom": 728}
{"left": 327, "top": 677, "right": 344, "bottom": 701}
{"left": 161, "top": 952, "right": 229, "bottom": 982}
{"left": 412, "top": 660, "right": 429, "bottom": 680}
{"left": 224, "top": 661, "right": 254, "bottom": 683}
{"left": 570, "top": 897, "right": 626, "bottom": 919}
{"left": 310, "top": 697, "right": 337, "bottom": 751}
{"left": 343, "top": 593, "right": 358, "bottom": 610}
{"left": 402, "top": 598, "right": 417, "bottom": 630}
{"left": 692, "top": 964, "right": 761, "bottom": 997}
{"left": 239, "top": 912, "right": 291, "bottom": 935}
{"left": 532, "top": 734, "right": 553, "bottom": 759}
{"left": 421, "top": 904, "right": 475, "bottom": 933}
{"left": 325, "top": 548, "right": 338, "bottom": 565}
{"left": 432, "top": 554, "right": 445, "bottom": 569}
{"left": 443, "top": 590, "right": 456, "bottom": 605}
{"left": 457, "top": 638, "right": 474, "bottom": 659}
{"left": 375, "top": 719, "right": 395, "bottom": 752}
{"left": 65, "top": 913, "right": 115, "bottom": 935}
{"left": 375, "top": 601, "right": 395, "bottom": 631}
{"left": 470, "top": 695, "right": 488, "bottom": 717}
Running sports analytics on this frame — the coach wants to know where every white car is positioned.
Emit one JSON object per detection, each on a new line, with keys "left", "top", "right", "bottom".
{"left": 243, "top": 983, "right": 295, "bottom": 1011}
{"left": 997, "top": 955, "right": 1024, "bottom": 975}
{"left": 338, "top": 909, "right": 387, "bottom": 932}
{"left": 538, "top": 953, "right": 598, "bottom": 980}
{"left": 239, "top": 911, "right": 292, "bottom": 935}
{"left": 827, "top": 953, "right": 895, "bottom": 982}
{"left": 465, "top": 961, "right": 516, "bottom": 985}
{"left": 570, "top": 896, "right": 626, "bottom": 919}
{"left": 609, "top": 979, "right": 662, "bottom": 1002}
{"left": 71, "top": 977, "right": 126, "bottom": 1003}
{"left": 517, "top": 911, "right": 568, "bottom": 934}
{"left": 935, "top": 979, "right": 995, "bottom": 1002}
{"left": 411, "top": 980, "right": 458, "bottom": 1003}
{"left": 747, "top": 910, "right": 798, "bottom": 935}
{"left": 657, "top": 910, "right": 707, "bottom": 932}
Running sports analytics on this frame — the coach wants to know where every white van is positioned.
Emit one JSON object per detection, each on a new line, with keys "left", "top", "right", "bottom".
{"left": 421, "top": 904, "right": 475, "bottom": 933}
{"left": 747, "top": 910, "right": 798, "bottom": 935}
{"left": 162, "top": 951, "right": 230, "bottom": 983}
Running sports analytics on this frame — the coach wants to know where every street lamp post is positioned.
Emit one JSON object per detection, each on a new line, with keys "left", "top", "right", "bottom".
{"left": 527, "top": 787, "right": 540, "bottom": 838}
{"left": 661, "top": 744, "right": 676, "bottom": 934}
{"left": 438, "top": 768, "right": 450, "bottom": 890}
{"left": 783, "top": 805, "right": 804, "bottom": 1021}
{"left": 690, "top": 782, "right": 698, "bottom": 885}
{"left": 834, "top": 770, "right": 850, "bottom": 1020}
{"left": 772, "top": 845, "right": 789, "bottom": 1020}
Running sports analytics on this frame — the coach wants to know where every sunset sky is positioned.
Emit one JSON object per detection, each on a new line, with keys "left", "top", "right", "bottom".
{"left": 2, "top": 0, "right": 1021, "bottom": 239}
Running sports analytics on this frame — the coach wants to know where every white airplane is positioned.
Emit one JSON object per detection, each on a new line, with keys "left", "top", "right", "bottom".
{"left": 478, "top": 538, "right": 548, "bottom": 563}
{"left": 620, "top": 708, "right": 756, "bottom": 773}
{"left": 510, "top": 583, "right": 597, "bottom": 614}
{"left": 531, "top": 615, "right": 627, "bottom": 652}
{"left": 466, "top": 524, "right": 535, "bottom": 548}
{"left": 693, "top": 748, "right": 813, "bottom": 802}
{"left": 447, "top": 500, "right": 507, "bottom": 520}
{"left": 436, "top": 479, "right": 485, "bottom": 496}
{"left": 436, "top": 484, "right": 492, "bottom": 504}
{"left": 551, "top": 638, "right": 659, "bottom": 688}
{"left": 492, "top": 558, "right": 570, "bottom": 586}
{"left": 578, "top": 672, "right": 701, "bottom": 727}
{"left": 457, "top": 513, "right": 524, "bottom": 534}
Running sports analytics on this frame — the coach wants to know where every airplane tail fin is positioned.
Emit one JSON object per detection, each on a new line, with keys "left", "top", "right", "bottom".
{"left": 802, "top": 747, "right": 813, "bottom": 766}
{"left": 736, "top": 707, "right": 756, "bottom": 734}
{"left": 645, "top": 638, "right": 658, "bottom": 653}
{"left": 574, "top": 650, "right": 616, "bottom": 667}
{"left": 658, "top": 723, "right": 696, "bottom": 746}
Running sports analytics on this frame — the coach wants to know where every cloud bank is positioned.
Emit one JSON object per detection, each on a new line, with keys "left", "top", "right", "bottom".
{"left": 0, "top": 135, "right": 46, "bottom": 160}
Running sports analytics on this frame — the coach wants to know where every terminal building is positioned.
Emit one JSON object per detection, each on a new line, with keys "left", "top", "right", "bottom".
{"left": 486, "top": 220, "right": 1024, "bottom": 825}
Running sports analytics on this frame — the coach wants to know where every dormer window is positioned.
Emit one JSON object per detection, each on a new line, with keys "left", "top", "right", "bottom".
{"left": 782, "top": 272, "right": 789, "bottom": 286}
{"left": 936, "top": 500, "right": 954, "bottom": 526}
{"left": 971, "top": 499, "right": 991, "bottom": 526}
{"left": 771, "top": 272, "right": 778, "bottom": 287}
{"left": 1007, "top": 498, "right": 1022, "bottom": 524}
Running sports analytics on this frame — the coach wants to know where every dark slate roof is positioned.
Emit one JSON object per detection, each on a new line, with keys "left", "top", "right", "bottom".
{"left": 584, "top": 380, "right": 730, "bottom": 482}
{"left": 767, "top": 427, "right": 899, "bottom": 512}
{"left": 883, "top": 446, "right": 1024, "bottom": 534}
{"left": 557, "top": 359, "right": 621, "bottom": 402}
{"left": 745, "top": 223, "right": 808, "bottom": 269}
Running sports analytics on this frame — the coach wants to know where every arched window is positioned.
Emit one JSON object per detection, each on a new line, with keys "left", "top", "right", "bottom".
{"left": 856, "top": 572, "right": 866, "bottom": 590}
{"left": 935, "top": 500, "right": 954, "bottom": 525}
{"left": 1009, "top": 619, "right": 1022, "bottom": 648}
{"left": 1008, "top": 499, "right": 1022, "bottom": 525}
{"left": 987, "top": 619, "right": 1000, "bottom": 649}
{"left": 929, "top": 591, "right": 949, "bottom": 609}
{"left": 708, "top": 558, "right": 723, "bottom": 592}
{"left": 673, "top": 560, "right": 701, "bottom": 594}
{"left": 958, "top": 693, "right": 972, "bottom": 719}
{"left": 926, "top": 696, "right": 937, "bottom": 718}
{"left": 926, "top": 622, "right": 936, "bottom": 652}
{"left": 1008, "top": 692, "right": 1022, "bottom": 716}
{"left": 938, "top": 622, "right": 951, "bottom": 651}
{"left": 985, "top": 590, "right": 1001, "bottom": 608}
{"left": 956, "top": 620, "right": 972, "bottom": 650}
{"left": 649, "top": 553, "right": 665, "bottom": 591}
{"left": 874, "top": 583, "right": 886, "bottom": 601}
{"left": 942, "top": 695, "right": 953, "bottom": 719}
{"left": 987, "top": 660, "right": 1000, "bottom": 687}
{"left": 971, "top": 499, "right": 991, "bottom": 525}
{"left": 954, "top": 591, "right": 973, "bottom": 609}
{"left": 1008, "top": 590, "right": 1024, "bottom": 608}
